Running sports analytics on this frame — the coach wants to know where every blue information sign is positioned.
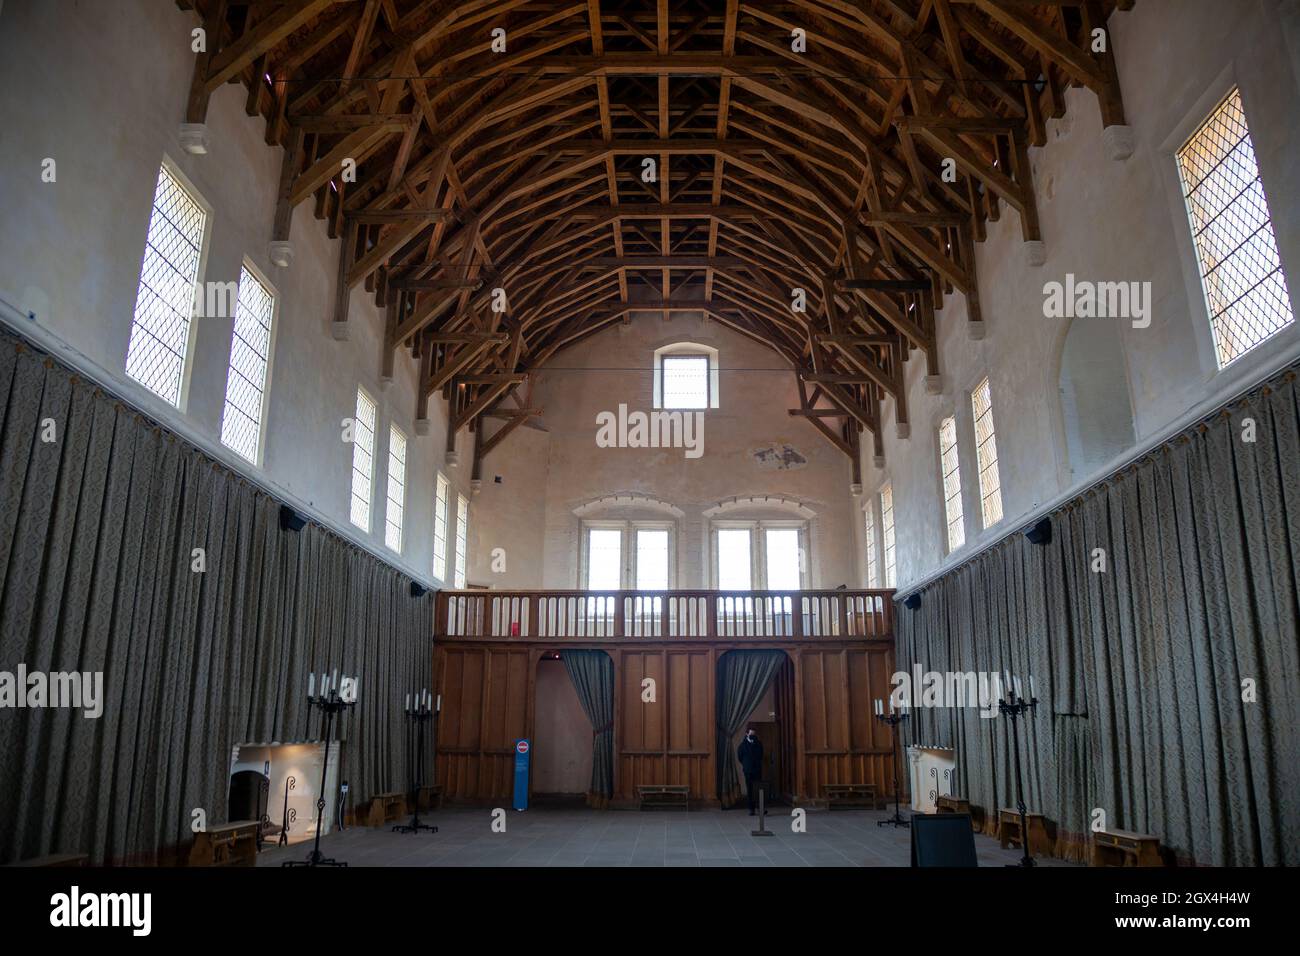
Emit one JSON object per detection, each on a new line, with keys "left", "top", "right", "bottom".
{"left": 513, "top": 739, "right": 531, "bottom": 811}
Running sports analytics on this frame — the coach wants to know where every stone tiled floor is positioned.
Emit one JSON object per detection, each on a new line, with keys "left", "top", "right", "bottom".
{"left": 256, "top": 807, "right": 1078, "bottom": 867}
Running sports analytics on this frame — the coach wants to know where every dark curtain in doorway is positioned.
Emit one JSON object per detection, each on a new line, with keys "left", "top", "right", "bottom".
{"left": 561, "top": 650, "right": 614, "bottom": 806}
{"left": 716, "top": 650, "right": 787, "bottom": 806}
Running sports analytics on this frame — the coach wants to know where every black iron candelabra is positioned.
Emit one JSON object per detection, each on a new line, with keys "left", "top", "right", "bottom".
{"left": 394, "top": 695, "right": 438, "bottom": 834}
{"left": 278, "top": 776, "right": 296, "bottom": 848}
{"left": 929, "top": 765, "right": 954, "bottom": 806}
{"left": 283, "top": 678, "right": 356, "bottom": 868}
{"left": 875, "top": 708, "right": 910, "bottom": 828}
{"left": 998, "top": 686, "right": 1039, "bottom": 868}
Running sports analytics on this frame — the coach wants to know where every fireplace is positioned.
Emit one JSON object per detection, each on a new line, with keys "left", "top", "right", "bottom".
{"left": 230, "top": 742, "right": 339, "bottom": 846}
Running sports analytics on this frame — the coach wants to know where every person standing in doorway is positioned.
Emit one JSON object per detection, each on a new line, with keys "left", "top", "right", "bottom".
{"left": 737, "top": 728, "right": 764, "bottom": 815}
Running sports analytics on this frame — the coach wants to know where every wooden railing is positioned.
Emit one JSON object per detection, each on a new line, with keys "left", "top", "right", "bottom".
{"left": 435, "top": 589, "right": 894, "bottom": 641}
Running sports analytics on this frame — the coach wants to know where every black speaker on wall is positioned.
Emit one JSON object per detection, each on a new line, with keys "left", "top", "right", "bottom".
{"left": 410, "top": 582, "right": 428, "bottom": 598}
{"left": 279, "top": 505, "right": 307, "bottom": 532}
{"left": 1024, "top": 517, "right": 1052, "bottom": 546}
{"left": 904, "top": 593, "right": 922, "bottom": 610}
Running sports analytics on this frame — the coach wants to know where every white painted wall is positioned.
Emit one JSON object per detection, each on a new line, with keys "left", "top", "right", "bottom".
{"left": 469, "top": 316, "right": 859, "bottom": 589}
{"left": 0, "top": 0, "right": 474, "bottom": 585}
{"left": 855, "top": 0, "right": 1300, "bottom": 592}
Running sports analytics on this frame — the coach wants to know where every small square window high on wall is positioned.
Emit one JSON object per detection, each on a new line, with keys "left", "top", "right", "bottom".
{"left": 1177, "top": 88, "right": 1294, "bottom": 367}
{"left": 661, "top": 354, "right": 709, "bottom": 409}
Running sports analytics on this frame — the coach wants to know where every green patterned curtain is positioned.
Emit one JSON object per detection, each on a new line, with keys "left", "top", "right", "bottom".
{"left": 897, "top": 367, "right": 1300, "bottom": 866}
{"left": 561, "top": 650, "right": 614, "bottom": 805}
{"left": 0, "top": 330, "right": 433, "bottom": 864}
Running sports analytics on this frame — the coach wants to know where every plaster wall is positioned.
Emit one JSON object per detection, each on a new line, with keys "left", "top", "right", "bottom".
{"left": 468, "top": 316, "right": 858, "bottom": 590}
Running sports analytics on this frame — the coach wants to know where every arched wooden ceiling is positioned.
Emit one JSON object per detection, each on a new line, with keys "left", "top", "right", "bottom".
{"left": 181, "top": 0, "right": 1131, "bottom": 469}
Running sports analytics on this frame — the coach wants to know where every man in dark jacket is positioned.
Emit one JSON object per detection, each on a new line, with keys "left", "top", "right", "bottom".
{"left": 737, "top": 728, "right": 764, "bottom": 815}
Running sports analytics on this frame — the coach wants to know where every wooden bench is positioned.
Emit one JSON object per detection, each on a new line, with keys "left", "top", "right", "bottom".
{"left": 941, "top": 796, "right": 972, "bottom": 816}
{"left": 189, "top": 821, "right": 259, "bottom": 867}
{"left": 824, "top": 783, "right": 878, "bottom": 809}
{"left": 636, "top": 785, "right": 689, "bottom": 810}
{"left": 364, "top": 792, "right": 408, "bottom": 827}
{"left": 997, "top": 808, "right": 1051, "bottom": 856}
{"left": 1092, "top": 828, "right": 1163, "bottom": 867}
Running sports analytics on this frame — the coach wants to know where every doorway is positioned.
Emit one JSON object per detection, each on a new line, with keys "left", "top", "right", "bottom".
{"left": 719, "top": 650, "right": 795, "bottom": 807}
{"left": 739, "top": 655, "right": 795, "bottom": 805}
{"left": 531, "top": 656, "right": 593, "bottom": 802}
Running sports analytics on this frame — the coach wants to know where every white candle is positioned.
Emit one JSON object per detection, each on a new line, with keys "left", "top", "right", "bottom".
{"left": 1030, "top": 675, "right": 1037, "bottom": 697}
{"left": 405, "top": 693, "right": 410, "bottom": 712}
{"left": 1013, "top": 676, "right": 1022, "bottom": 697}
{"left": 436, "top": 694, "right": 441, "bottom": 713}
{"left": 309, "top": 673, "right": 315, "bottom": 696}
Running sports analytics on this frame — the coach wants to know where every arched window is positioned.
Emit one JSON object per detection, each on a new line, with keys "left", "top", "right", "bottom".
{"left": 653, "top": 342, "right": 720, "bottom": 409}
{"left": 1057, "top": 317, "right": 1136, "bottom": 480}
{"left": 574, "top": 495, "right": 683, "bottom": 590}
{"left": 705, "top": 496, "right": 816, "bottom": 590}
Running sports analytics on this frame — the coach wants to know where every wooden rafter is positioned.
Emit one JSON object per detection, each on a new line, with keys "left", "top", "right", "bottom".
{"left": 178, "top": 0, "right": 1133, "bottom": 457}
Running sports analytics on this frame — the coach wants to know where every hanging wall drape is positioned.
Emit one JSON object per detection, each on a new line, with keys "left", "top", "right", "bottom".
{"left": 897, "top": 367, "right": 1300, "bottom": 866}
{"left": 715, "top": 649, "right": 787, "bottom": 806}
{"left": 561, "top": 649, "right": 615, "bottom": 806}
{"left": 0, "top": 331, "right": 434, "bottom": 865}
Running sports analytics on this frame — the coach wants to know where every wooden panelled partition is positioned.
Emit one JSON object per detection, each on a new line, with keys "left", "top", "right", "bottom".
{"left": 432, "top": 590, "right": 896, "bottom": 806}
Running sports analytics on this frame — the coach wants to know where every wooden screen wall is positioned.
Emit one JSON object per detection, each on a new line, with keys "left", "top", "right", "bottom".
{"left": 433, "top": 641, "right": 896, "bottom": 805}
{"left": 435, "top": 647, "right": 531, "bottom": 800}
{"left": 615, "top": 648, "right": 714, "bottom": 800}
{"left": 795, "top": 646, "right": 897, "bottom": 799}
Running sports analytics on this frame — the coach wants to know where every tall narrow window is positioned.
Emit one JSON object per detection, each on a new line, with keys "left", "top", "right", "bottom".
{"left": 349, "top": 388, "right": 377, "bottom": 531}
{"left": 587, "top": 528, "right": 623, "bottom": 590}
{"left": 661, "top": 354, "right": 709, "bottom": 409}
{"left": 880, "top": 484, "right": 896, "bottom": 589}
{"left": 716, "top": 528, "right": 752, "bottom": 590}
{"left": 219, "top": 265, "right": 275, "bottom": 463}
{"left": 126, "top": 163, "right": 207, "bottom": 406}
{"left": 764, "top": 528, "right": 802, "bottom": 591}
{"left": 432, "top": 473, "right": 450, "bottom": 580}
{"left": 453, "top": 493, "right": 469, "bottom": 589}
{"left": 971, "top": 378, "right": 1004, "bottom": 528}
{"left": 384, "top": 426, "right": 407, "bottom": 552}
{"left": 939, "top": 415, "right": 965, "bottom": 553}
{"left": 635, "top": 528, "right": 669, "bottom": 590}
{"left": 1177, "top": 88, "right": 1293, "bottom": 367}
{"left": 864, "top": 505, "right": 879, "bottom": 588}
